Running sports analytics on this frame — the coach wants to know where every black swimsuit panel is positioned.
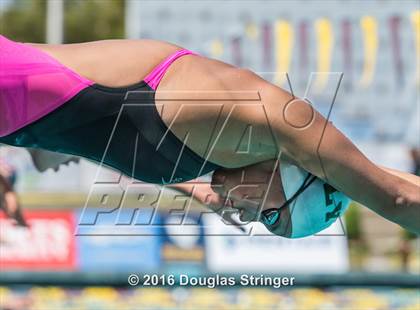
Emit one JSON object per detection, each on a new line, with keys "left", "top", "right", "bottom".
{"left": 0, "top": 82, "right": 221, "bottom": 184}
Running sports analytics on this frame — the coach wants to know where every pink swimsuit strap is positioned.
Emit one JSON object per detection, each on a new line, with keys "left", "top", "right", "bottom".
{"left": 144, "top": 49, "right": 196, "bottom": 90}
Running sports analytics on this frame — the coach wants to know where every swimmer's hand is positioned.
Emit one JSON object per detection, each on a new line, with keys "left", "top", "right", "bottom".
{"left": 167, "top": 182, "right": 246, "bottom": 232}
{"left": 211, "top": 161, "right": 291, "bottom": 236}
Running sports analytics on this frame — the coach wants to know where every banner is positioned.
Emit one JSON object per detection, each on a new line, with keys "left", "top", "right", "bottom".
{"left": 0, "top": 210, "right": 76, "bottom": 270}
{"left": 204, "top": 214, "right": 349, "bottom": 273}
{"left": 75, "top": 208, "right": 162, "bottom": 271}
{"left": 161, "top": 214, "right": 204, "bottom": 262}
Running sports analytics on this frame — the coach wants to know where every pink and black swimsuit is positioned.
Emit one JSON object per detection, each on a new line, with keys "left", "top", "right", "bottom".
{"left": 0, "top": 35, "right": 220, "bottom": 183}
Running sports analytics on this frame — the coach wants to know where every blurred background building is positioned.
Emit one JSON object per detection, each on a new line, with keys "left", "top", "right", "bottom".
{"left": 0, "top": 0, "right": 419, "bottom": 309}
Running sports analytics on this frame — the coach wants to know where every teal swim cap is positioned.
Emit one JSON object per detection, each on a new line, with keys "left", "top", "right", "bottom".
{"left": 262, "top": 161, "right": 350, "bottom": 238}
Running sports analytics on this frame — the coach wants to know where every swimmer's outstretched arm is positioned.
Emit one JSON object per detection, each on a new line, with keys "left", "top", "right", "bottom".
{"left": 160, "top": 61, "right": 419, "bottom": 234}
{"left": 254, "top": 81, "right": 420, "bottom": 233}
{"left": 379, "top": 166, "right": 420, "bottom": 186}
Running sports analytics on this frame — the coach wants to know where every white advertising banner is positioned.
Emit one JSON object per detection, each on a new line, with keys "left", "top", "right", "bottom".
{"left": 204, "top": 214, "right": 349, "bottom": 273}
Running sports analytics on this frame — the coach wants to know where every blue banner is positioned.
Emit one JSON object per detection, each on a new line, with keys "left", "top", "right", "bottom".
{"left": 75, "top": 208, "right": 163, "bottom": 271}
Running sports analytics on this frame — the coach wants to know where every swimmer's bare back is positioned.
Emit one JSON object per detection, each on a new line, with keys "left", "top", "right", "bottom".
{"left": 32, "top": 39, "right": 419, "bottom": 233}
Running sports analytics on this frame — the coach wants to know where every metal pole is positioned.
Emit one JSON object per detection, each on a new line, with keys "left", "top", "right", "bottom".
{"left": 46, "top": 0, "right": 64, "bottom": 44}
{"left": 125, "top": 0, "right": 141, "bottom": 39}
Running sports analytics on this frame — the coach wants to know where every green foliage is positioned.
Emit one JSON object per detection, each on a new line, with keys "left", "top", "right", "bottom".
{"left": 0, "top": 0, "right": 125, "bottom": 43}
{"left": 64, "top": 0, "right": 125, "bottom": 43}
{"left": 0, "top": 0, "right": 46, "bottom": 42}
{"left": 344, "top": 202, "right": 363, "bottom": 240}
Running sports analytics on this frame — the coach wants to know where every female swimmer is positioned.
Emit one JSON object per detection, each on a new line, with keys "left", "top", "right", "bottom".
{"left": 0, "top": 35, "right": 418, "bottom": 237}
